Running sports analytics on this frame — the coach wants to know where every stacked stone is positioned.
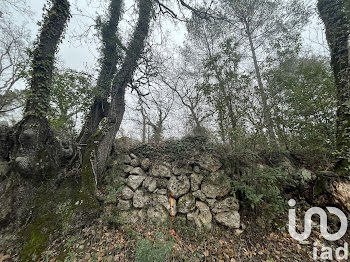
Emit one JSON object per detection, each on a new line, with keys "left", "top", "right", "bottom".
{"left": 115, "top": 153, "right": 240, "bottom": 230}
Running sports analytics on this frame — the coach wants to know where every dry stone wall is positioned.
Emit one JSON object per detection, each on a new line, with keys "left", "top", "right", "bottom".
{"left": 112, "top": 152, "right": 240, "bottom": 230}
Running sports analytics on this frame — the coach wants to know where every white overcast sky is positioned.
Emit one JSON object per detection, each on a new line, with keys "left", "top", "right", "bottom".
{"left": 22, "top": 0, "right": 328, "bottom": 73}
{"left": 3, "top": 0, "right": 330, "bottom": 137}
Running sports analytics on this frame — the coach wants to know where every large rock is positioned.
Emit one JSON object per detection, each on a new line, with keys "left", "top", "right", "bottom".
{"left": 147, "top": 205, "right": 169, "bottom": 224}
{"left": 127, "top": 175, "right": 146, "bottom": 190}
{"left": 177, "top": 193, "right": 196, "bottom": 214}
{"left": 121, "top": 187, "right": 134, "bottom": 200}
{"left": 201, "top": 172, "right": 231, "bottom": 199}
{"left": 152, "top": 193, "right": 177, "bottom": 216}
{"left": 168, "top": 175, "right": 190, "bottom": 198}
{"left": 196, "top": 201, "right": 212, "bottom": 230}
{"left": 198, "top": 154, "right": 222, "bottom": 172}
{"left": 130, "top": 167, "right": 146, "bottom": 176}
{"left": 212, "top": 197, "right": 239, "bottom": 213}
{"left": 151, "top": 163, "right": 172, "bottom": 178}
{"left": 190, "top": 173, "right": 204, "bottom": 191}
{"left": 133, "top": 190, "right": 150, "bottom": 208}
{"left": 117, "top": 200, "right": 131, "bottom": 211}
{"left": 143, "top": 177, "right": 157, "bottom": 192}
{"left": 215, "top": 211, "right": 240, "bottom": 228}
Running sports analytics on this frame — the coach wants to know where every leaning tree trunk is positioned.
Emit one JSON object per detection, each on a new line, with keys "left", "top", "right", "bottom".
{"left": 318, "top": 0, "right": 350, "bottom": 177}
{"left": 78, "top": 0, "right": 123, "bottom": 145}
{"left": 84, "top": 0, "right": 153, "bottom": 180}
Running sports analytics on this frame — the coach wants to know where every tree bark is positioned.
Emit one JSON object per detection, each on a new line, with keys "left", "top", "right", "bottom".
{"left": 78, "top": 0, "right": 122, "bottom": 144}
{"left": 318, "top": 0, "right": 350, "bottom": 176}
{"left": 11, "top": 0, "right": 71, "bottom": 177}
{"left": 92, "top": 0, "right": 153, "bottom": 177}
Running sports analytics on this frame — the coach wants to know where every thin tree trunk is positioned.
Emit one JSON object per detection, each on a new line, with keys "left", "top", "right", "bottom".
{"left": 245, "top": 21, "right": 278, "bottom": 149}
{"left": 24, "top": 0, "right": 70, "bottom": 117}
{"left": 318, "top": 0, "right": 350, "bottom": 176}
{"left": 93, "top": 0, "right": 152, "bottom": 177}
{"left": 78, "top": 0, "right": 122, "bottom": 144}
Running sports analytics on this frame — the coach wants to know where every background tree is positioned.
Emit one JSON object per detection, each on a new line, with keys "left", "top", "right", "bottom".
{"left": 49, "top": 68, "right": 95, "bottom": 140}
{"left": 219, "top": 0, "right": 310, "bottom": 148}
{"left": 0, "top": 13, "right": 29, "bottom": 118}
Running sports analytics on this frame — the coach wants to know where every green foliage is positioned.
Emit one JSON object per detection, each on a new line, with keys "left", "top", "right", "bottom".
{"left": 266, "top": 55, "right": 336, "bottom": 167}
{"left": 135, "top": 233, "right": 174, "bottom": 262}
{"left": 48, "top": 68, "right": 95, "bottom": 139}
{"left": 232, "top": 166, "right": 286, "bottom": 217}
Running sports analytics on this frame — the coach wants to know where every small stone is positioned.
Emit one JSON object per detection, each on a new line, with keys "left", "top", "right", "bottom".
{"left": 193, "top": 190, "right": 206, "bottom": 201}
{"left": 121, "top": 187, "right": 134, "bottom": 200}
{"left": 151, "top": 163, "right": 172, "bottom": 177}
{"left": 190, "top": 173, "right": 204, "bottom": 191}
{"left": 143, "top": 177, "right": 157, "bottom": 192}
{"left": 168, "top": 175, "right": 190, "bottom": 198}
{"left": 133, "top": 190, "right": 150, "bottom": 208}
{"left": 127, "top": 175, "right": 146, "bottom": 190}
{"left": 177, "top": 194, "right": 196, "bottom": 214}
{"left": 155, "top": 189, "right": 167, "bottom": 195}
{"left": 117, "top": 200, "right": 131, "bottom": 211}
{"left": 212, "top": 197, "right": 239, "bottom": 213}
{"left": 198, "top": 154, "right": 222, "bottom": 172}
{"left": 123, "top": 165, "right": 133, "bottom": 174}
{"left": 172, "top": 164, "right": 192, "bottom": 176}
{"left": 234, "top": 229, "right": 244, "bottom": 236}
{"left": 141, "top": 158, "right": 151, "bottom": 171}
{"left": 193, "top": 166, "right": 200, "bottom": 173}
{"left": 122, "top": 155, "right": 132, "bottom": 164}
{"left": 215, "top": 211, "right": 240, "bottom": 228}
{"left": 130, "top": 158, "right": 140, "bottom": 167}
{"left": 156, "top": 178, "right": 168, "bottom": 188}
{"left": 130, "top": 167, "right": 146, "bottom": 176}
{"left": 130, "top": 153, "right": 137, "bottom": 159}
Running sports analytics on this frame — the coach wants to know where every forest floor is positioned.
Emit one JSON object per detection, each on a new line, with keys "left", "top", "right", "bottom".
{"left": 2, "top": 211, "right": 348, "bottom": 262}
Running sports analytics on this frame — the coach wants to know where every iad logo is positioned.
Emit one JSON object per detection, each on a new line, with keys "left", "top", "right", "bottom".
{"left": 288, "top": 199, "right": 348, "bottom": 260}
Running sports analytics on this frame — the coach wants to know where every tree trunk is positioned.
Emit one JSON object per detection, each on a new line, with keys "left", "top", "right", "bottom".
{"left": 245, "top": 21, "right": 278, "bottom": 149}
{"left": 318, "top": 0, "right": 350, "bottom": 176}
{"left": 78, "top": 0, "right": 122, "bottom": 144}
{"left": 11, "top": 0, "right": 71, "bottom": 177}
{"left": 91, "top": 0, "right": 153, "bottom": 177}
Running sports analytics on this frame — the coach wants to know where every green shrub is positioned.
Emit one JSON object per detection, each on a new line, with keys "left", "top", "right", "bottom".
{"left": 135, "top": 233, "right": 174, "bottom": 262}
{"left": 232, "top": 166, "right": 287, "bottom": 218}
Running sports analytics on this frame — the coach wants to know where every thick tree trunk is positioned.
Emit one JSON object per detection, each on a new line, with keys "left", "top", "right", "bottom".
{"left": 318, "top": 0, "right": 350, "bottom": 176}
{"left": 78, "top": 0, "right": 122, "bottom": 144}
{"left": 91, "top": 0, "right": 153, "bottom": 177}
{"left": 11, "top": 0, "right": 71, "bottom": 177}
{"left": 245, "top": 21, "right": 278, "bottom": 149}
